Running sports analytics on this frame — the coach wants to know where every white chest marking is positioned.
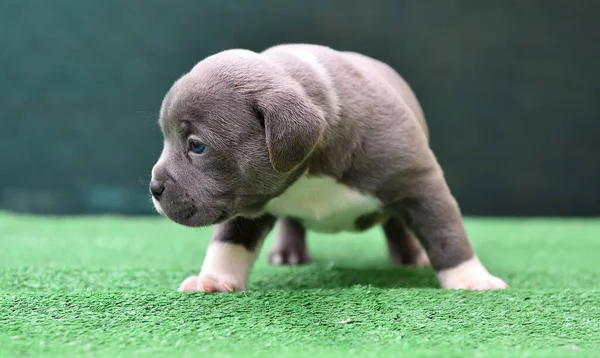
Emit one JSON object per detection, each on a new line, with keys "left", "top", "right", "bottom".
{"left": 265, "top": 175, "right": 381, "bottom": 233}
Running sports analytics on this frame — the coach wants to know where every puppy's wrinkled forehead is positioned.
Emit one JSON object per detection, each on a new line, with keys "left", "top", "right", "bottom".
{"left": 159, "top": 75, "right": 212, "bottom": 134}
{"left": 158, "top": 72, "right": 251, "bottom": 145}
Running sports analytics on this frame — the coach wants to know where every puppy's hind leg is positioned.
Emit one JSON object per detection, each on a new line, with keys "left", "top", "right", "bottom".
{"left": 382, "top": 216, "right": 430, "bottom": 267}
{"left": 268, "top": 218, "right": 312, "bottom": 266}
{"left": 391, "top": 167, "right": 508, "bottom": 290}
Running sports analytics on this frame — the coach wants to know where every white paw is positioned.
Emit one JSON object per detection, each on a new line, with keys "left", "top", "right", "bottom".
{"left": 437, "top": 256, "right": 508, "bottom": 290}
{"left": 178, "top": 274, "right": 243, "bottom": 293}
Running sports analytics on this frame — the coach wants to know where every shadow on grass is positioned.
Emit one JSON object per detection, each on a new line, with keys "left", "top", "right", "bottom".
{"left": 250, "top": 264, "right": 439, "bottom": 291}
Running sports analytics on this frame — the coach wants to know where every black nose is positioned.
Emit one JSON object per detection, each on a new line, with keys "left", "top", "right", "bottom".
{"left": 149, "top": 179, "right": 165, "bottom": 198}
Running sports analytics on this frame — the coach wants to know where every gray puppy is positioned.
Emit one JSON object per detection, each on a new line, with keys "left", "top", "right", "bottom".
{"left": 150, "top": 43, "right": 508, "bottom": 292}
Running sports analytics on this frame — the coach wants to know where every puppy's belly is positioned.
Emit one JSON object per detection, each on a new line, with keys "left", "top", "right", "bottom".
{"left": 265, "top": 175, "right": 383, "bottom": 233}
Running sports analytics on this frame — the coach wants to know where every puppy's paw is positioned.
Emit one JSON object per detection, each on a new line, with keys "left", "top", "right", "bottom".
{"left": 391, "top": 248, "right": 431, "bottom": 267}
{"left": 412, "top": 250, "right": 431, "bottom": 267}
{"left": 268, "top": 249, "right": 311, "bottom": 266}
{"left": 178, "top": 274, "right": 243, "bottom": 293}
{"left": 437, "top": 256, "right": 508, "bottom": 290}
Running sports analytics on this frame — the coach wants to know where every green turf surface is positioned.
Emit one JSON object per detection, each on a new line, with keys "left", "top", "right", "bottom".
{"left": 1, "top": 212, "right": 599, "bottom": 357}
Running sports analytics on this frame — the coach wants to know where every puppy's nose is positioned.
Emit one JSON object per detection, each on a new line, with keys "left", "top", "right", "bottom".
{"left": 149, "top": 179, "right": 165, "bottom": 198}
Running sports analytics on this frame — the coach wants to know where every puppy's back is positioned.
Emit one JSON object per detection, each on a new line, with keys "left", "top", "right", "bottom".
{"left": 262, "top": 44, "right": 428, "bottom": 140}
{"left": 341, "top": 51, "right": 428, "bottom": 140}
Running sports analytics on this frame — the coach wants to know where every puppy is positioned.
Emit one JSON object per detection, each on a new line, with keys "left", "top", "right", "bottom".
{"left": 149, "top": 43, "right": 508, "bottom": 292}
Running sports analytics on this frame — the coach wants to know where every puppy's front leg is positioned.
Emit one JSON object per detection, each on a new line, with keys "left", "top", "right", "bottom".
{"left": 178, "top": 215, "right": 276, "bottom": 293}
{"left": 395, "top": 169, "right": 508, "bottom": 290}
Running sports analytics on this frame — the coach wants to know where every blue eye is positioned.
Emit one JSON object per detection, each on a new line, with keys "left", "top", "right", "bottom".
{"left": 189, "top": 141, "right": 207, "bottom": 154}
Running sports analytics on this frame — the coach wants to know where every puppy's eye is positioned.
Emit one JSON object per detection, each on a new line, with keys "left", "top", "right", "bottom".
{"left": 189, "top": 140, "right": 207, "bottom": 154}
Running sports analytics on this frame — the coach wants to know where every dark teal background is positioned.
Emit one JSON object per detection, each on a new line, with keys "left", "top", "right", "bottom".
{"left": 1, "top": 0, "right": 598, "bottom": 216}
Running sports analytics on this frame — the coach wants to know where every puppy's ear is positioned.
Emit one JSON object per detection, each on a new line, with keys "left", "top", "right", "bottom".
{"left": 253, "top": 88, "right": 325, "bottom": 173}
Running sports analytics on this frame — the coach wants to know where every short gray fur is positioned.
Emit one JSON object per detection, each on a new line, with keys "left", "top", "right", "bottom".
{"left": 150, "top": 43, "right": 474, "bottom": 274}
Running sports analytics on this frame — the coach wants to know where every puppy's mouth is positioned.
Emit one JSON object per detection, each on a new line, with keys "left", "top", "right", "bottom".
{"left": 151, "top": 197, "right": 165, "bottom": 216}
{"left": 156, "top": 191, "right": 272, "bottom": 227}
{"left": 179, "top": 206, "right": 198, "bottom": 222}
{"left": 159, "top": 203, "right": 229, "bottom": 228}
{"left": 176, "top": 205, "right": 261, "bottom": 226}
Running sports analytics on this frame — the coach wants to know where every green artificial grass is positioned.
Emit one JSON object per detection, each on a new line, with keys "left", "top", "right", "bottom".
{"left": 0, "top": 212, "right": 599, "bottom": 357}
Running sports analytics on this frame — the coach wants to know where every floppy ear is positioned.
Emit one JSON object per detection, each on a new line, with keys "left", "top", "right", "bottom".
{"left": 253, "top": 88, "right": 325, "bottom": 173}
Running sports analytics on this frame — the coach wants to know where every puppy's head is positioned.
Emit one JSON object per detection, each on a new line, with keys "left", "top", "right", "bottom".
{"left": 150, "top": 50, "right": 325, "bottom": 227}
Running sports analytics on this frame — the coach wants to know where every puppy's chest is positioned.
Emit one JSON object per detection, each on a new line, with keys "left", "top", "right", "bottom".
{"left": 265, "top": 176, "right": 383, "bottom": 233}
